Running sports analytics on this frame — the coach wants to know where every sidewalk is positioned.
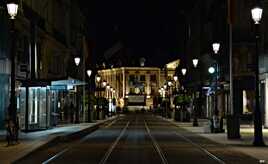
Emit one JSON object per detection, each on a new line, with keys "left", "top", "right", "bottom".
{"left": 0, "top": 116, "right": 117, "bottom": 164}
{"left": 163, "top": 117, "right": 268, "bottom": 163}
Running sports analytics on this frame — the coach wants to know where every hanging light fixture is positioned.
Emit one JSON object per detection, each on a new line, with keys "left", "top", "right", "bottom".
{"left": 251, "top": 6, "right": 263, "bottom": 24}
{"left": 192, "top": 59, "right": 199, "bottom": 68}
{"left": 173, "top": 75, "right": 178, "bottom": 82}
{"left": 102, "top": 81, "right": 107, "bottom": 87}
{"left": 96, "top": 74, "right": 101, "bottom": 83}
{"left": 212, "top": 43, "right": 220, "bottom": 54}
{"left": 181, "top": 68, "right": 187, "bottom": 76}
{"left": 87, "top": 69, "right": 92, "bottom": 78}
{"left": 7, "top": 2, "right": 18, "bottom": 19}
{"left": 74, "top": 57, "right": 81, "bottom": 66}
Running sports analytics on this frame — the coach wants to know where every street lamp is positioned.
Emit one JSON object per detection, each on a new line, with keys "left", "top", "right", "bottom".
{"left": 95, "top": 74, "right": 101, "bottom": 119}
{"left": 208, "top": 66, "right": 215, "bottom": 74}
{"left": 168, "top": 81, "right": 172, "bottom": 87}
{"left": 168, "top": 81, "right": 173, "bottom": 118}
{"left": 87, "top": 69, "right": 92, "bottom": 122}
{"left": 87, "top": 69, "right": 92, "bottom": 77}
{"left": 7, "top": 1, "right": 19, "bottom": 130}
{"left": 173, "top": 75, "right": 178, "bottom": 93}
{"left": 7, "top": 2, "right": 18, "bottom": 19}
{"left": 192, "top": 59, "right": 199, "bottom": 68}
{"left": 212, "top": 43, "right": 220, "bottom": 54}
{"left": 192, "top": 58, "right": 199, "bottom": 126}
{"left": 181, "top": 68, "right": 187, "bottom": 76}
{"left": 109, "top": 87, "right": 113, "bottom": 116}
{"left": 96, "top": 74, "right": 101, "bottom": 83}
{"left": 173, "top": 75, "right": 178, "bottom": 82}
{"left": 107, "top": 84, "right": 110, "bottom": 90}
{"left": 212, "top": 43, "right": 220, "bottom": 112}
{"left": 251, "top": 7, "right": 263, "bottom": 24}
{"left": 74, "top": 57, "right": 81, "bottom": 66}
{"left": 102, "top": 81, "right": 107, "bottom": 87}
{"left": 251, "top": 6, "right": 265, "bottom": 146}
{"left": 163, "top": 83, "right": 169, "bottom": 117}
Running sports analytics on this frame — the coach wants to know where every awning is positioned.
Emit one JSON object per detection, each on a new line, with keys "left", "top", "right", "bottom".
{"left": 51, "top": 77, "right": 87, "bottom": 86}
{"left": 20, "top": 80, "right": 50, "bottom": 87}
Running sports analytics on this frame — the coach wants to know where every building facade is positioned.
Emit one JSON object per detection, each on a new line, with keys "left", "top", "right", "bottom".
{"left": 97, "top": 60, "right": 178, "bottom": 111}
{"left": 0, "top": 0, "right": 89, "bottom": 130}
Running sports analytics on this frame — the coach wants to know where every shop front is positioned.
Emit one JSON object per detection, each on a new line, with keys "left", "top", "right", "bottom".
{"left": 260, "top": 73, "right": 268, "bottom": 128}
{"left": 0, "top": 73, "right": 9, "bottom": 129}
{"left": 51, "top": 77, "right": 87, "bottom": 124}
{"left": 19, "top": 81, "right": 51, "bottom": 131}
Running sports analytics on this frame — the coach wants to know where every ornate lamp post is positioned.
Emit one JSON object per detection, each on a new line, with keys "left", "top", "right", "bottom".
{"left": 163, "top": 83, "right": 168, "bottom": 117}
{"left": 86, "top": 69, "right": 92, "bottom": 122}
{"left": 251, "top": 6, "right": 265, "bottom": 146}
{"left": 73, "top": 55, "right": 82, "bottom": 123}
{"left": 180, "top": 68, "right": 187, "bottom": 122}
{"left": 106, "top": 84, "right": 110, "bottom": 117}
{"left": 110, "top": 87, "right": 113, "bottom": 116}
{"left": 7, "top": 1, "right": 18, "bottom": 126}
{"left": 173, "top": 75, "right": 178, "bottom": 92}
{"left": 192, "top": 58, "right": 199, "bottom": 126}
{"left": 212, "top": 42, "right": 221, "bottom": 132}
{"left": 95, "top": 74, "right": 101, "bottom": 119}
{"left": 168, "top": 81, "right": 173, "bottom": 118}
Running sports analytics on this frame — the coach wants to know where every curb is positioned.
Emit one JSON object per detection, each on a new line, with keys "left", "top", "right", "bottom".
{"left": 13, "top": 116, "right": 119, "bottom": 163}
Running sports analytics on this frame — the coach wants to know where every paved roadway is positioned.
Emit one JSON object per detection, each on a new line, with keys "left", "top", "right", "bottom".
{"left": 16, "top": 113, "right": 259, "bottom": 164}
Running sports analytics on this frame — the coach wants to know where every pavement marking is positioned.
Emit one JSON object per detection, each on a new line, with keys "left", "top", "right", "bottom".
{"left": 42, "top": 148, "right": 69, "bottom": 164}
{"left": 99, "top": 121, "right": 130, "bottom": 164}
{"left": 174, "top": 132, "right": 225, "bottom": 164}
{"left": 144, "top": 120, "right": 169, "bottom": 164}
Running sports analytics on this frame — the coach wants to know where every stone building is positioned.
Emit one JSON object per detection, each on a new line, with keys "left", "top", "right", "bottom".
{"left": 97, "top": 60, "right": 179, "bottom": 110}
{"left": 0, "top": 0, "right": 89, "bottom": 130}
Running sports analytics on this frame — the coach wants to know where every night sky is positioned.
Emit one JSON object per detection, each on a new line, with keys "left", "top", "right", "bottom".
{"left": 79, "top": 0, "right": 196, "bottom": 66}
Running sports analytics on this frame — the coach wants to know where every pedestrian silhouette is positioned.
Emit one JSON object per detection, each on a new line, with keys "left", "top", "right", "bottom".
{"left": 5, "top": 118, "right": 14, "bottom": 146}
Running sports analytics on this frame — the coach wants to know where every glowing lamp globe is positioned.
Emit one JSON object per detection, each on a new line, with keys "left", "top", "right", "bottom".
{"left": 181, "top": 68, "right": 187, "bottom": 76}
{"left": 212, "top": 43, "right": 220, "bottom": 54}
{"left": 7, "top": 3, "right": 18, "bottom": 19}
{"left": 87, "top": 69, "right": 92, "bottom": 78}
{"left": 74, "top": 57, "right": 81, "bottom": 66}
{"left": 192, "top": 59, "right": 199, "bottom": 68}
{"left": 251, "top": 7, "right": 263, "bottom": 24}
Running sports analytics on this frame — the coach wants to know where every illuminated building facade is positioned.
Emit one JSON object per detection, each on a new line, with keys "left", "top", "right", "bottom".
{"left": 98, "top": 60, "right": 179, "bottom": 110}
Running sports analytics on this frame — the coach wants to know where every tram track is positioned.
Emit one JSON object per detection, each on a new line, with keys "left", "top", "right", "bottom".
{"left": 40, "top": 118, "right": 122, "bottom": 164}
{"left": 18, "top": 113, "right": 259, "bottom": 164}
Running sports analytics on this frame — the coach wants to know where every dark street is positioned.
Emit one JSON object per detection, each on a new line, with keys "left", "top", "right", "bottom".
{"left": 16, "top": 113, "right": 258, "bottom": 164}
{"left": 1, "top": 1, "right": 268, "bottom": 163}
